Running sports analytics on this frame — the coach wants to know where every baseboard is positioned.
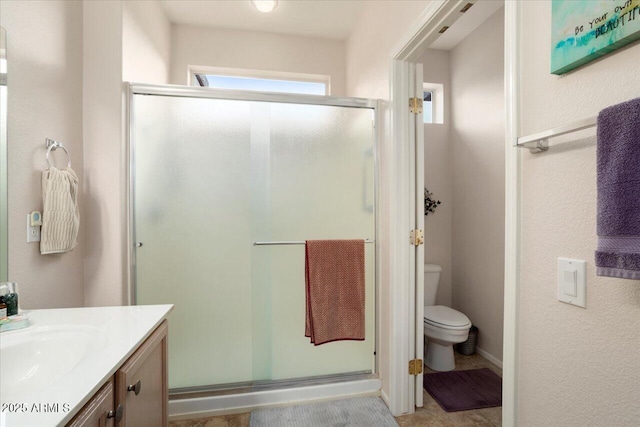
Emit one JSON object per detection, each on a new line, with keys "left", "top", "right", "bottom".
{"left": 380, "top": 389, "right": 390, "bottom": 408}
{"left": 475, "top": 346, "right": 503, "bottom": 369}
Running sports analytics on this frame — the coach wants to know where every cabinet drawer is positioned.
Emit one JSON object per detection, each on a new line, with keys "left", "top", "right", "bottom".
{"left": 116, "top": 320, "right": 168, "bottom": 427}
{"left": 68, "top": 380, "right": 115, "bottom": 427}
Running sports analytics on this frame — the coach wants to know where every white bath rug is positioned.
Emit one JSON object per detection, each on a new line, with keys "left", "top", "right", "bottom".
{"left": 249, "top": 396, "right": 398, "bottom": 427}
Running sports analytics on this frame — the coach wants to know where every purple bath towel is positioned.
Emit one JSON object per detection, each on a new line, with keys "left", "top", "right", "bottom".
{"left": 595, "top": 97, "right": 640, "bottom": 280}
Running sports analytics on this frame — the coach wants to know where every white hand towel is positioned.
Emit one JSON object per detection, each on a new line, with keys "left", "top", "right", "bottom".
{"left": 40, "top": 166, "right": 80, "bottom": 254}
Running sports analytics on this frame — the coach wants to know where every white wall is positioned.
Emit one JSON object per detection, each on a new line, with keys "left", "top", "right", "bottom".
{"left": 450, "top": 8, "right": 505, "bottom": 363}
{"left": 170, "top": 25, "right": 345, "bottom": 96}
{"left": 419, "top": 48, "right": 452, "bottom": 307}
{"left": 0, "top": 0, "right": 85, "bottom": 309}
{"left": 518, "top": 2, "right": 640, "bottom": 425}
{"left": 345, "top": 1, "right": 429, "bottom": 99}
{"left": 82, "top": 0, "right": 126, "bottom": 307}
{"left": 123, "top": 0, "right": 171, "bottom": 84}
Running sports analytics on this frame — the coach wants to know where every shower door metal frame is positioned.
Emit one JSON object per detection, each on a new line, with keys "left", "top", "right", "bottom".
{"left": 126, "top": 82, "right": 381, "bottom": 393}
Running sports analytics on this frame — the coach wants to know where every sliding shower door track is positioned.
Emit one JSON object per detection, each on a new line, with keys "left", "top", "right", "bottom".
{"left": 169, "top": 371, "right": 376, "bottom": 400}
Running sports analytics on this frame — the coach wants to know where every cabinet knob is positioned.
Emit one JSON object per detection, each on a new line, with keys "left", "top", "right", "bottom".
{"left": 107, "top": 404, "right": 124, "bottom": 423}
{"left": 127, "top": 379, "right": 142, "bottom": 396}
{"left": 136, "top": 242, "right": 143, "bottom": 247}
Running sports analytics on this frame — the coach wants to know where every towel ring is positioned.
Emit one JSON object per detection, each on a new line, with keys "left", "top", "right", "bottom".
{"left": 45, "top": 139, "right": 71, "bottom": 169}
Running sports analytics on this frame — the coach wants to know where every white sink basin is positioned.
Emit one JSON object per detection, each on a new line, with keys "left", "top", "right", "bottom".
{"left": 0, "top": 305, "right": 172, "bottom": 427}
{"left": 0, "top": 324, "right": 106, "bottom": 396}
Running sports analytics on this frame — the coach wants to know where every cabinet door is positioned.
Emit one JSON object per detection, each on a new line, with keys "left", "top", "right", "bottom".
{"left": 116, "top": 320, "right": 168, "bottom": 427}
{"left": 68, "top": 380, "right": 115, "bottom": 427}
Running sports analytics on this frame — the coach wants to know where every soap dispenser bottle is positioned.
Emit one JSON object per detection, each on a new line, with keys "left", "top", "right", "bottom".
{"left": 0, "top": 282, "right": 18, "bottom": 316}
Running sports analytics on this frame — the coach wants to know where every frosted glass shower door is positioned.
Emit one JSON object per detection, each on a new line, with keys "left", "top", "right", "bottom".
{"left": 132, "top": 91, "right": 375, "bottom": 390}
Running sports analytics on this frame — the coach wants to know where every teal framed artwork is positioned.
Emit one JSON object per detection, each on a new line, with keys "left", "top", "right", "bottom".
{"left": 551, "top": 0, "right": 640, "bottom": 74}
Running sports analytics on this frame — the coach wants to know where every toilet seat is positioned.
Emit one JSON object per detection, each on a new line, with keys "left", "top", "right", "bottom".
{"left": 424, "top": 305, "right": 471, "bottom": 330}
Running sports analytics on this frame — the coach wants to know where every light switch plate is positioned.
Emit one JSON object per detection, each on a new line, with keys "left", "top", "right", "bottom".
{"left": 557, "top": 258, "right": 586, "bottom": 308}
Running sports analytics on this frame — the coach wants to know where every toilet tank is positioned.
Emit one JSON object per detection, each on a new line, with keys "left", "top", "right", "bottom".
{"left": 424, "top": 264, "right": 442, "bottom": 306}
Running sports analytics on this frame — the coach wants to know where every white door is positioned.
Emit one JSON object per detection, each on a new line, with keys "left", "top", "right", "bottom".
{"left": 388, "top": 59, "right": 425, "bottom": 415}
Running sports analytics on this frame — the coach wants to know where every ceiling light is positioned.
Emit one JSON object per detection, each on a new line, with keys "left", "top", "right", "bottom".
{"left": 251, "top": 0, "right": 278, "bottom": 13}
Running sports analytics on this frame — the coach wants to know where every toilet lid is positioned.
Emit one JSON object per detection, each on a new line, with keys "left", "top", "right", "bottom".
{"left": 424, "top": 305, "right": 471, "bottom": 328}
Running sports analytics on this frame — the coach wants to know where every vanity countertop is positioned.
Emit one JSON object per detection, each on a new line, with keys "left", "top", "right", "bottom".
{"left": 0, "top": 304, "right": 173, "bottom": 427}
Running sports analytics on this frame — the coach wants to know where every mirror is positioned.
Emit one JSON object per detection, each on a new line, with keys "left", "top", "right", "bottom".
{"left": 0, "top": 27, "right": 7, "bottom": 282}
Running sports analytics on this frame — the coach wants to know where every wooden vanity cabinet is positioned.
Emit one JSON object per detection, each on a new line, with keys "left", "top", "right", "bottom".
{"left": 67, "top": 380, "right": 116, "bottom": 427}
{"left": 67, "top": 320, "right": 168, "bottom": 427}
{"left": 115, "top": 320, "right": 168, "bottom": 427}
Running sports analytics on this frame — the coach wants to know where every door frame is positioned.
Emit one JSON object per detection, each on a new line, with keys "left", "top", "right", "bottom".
{"left": 387, "top": 1, "right": 519, "bottom": 424}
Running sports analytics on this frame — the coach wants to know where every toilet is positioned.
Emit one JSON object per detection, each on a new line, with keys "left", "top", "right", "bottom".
{"left": 424, "top": 264, "right": 471, "bottom": 371}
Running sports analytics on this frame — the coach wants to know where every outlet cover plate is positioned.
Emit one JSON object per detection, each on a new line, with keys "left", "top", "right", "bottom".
{"left": 27, "top": 214, "right": 41, "bottom": 243}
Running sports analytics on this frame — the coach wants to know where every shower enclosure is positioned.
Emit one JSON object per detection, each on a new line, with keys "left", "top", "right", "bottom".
{"left": 128, "top": 84, "right": 378, "bottom": 397}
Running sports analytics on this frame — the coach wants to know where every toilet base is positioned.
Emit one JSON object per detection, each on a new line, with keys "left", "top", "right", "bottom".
{"left": 425, "top": 341, "right": 455, "bottom": 372}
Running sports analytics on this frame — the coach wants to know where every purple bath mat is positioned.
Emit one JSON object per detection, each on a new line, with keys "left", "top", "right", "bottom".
{"left": 423, "top": 368, "right": 502, "bottom": 412}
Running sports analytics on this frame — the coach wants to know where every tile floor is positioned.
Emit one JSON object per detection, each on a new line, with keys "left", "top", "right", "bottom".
{"left": 169, "top": 353, "right": 502, "bottom": 427}
{"left": 396, "top": 353, "right": 502, "bottom": 427}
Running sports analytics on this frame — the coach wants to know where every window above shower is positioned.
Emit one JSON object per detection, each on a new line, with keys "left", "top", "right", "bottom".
{"left": 190, "top": 66, "right": 330, "bottom": 96}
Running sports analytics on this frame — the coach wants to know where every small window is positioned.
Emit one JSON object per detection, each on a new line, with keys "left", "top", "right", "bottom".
{"left": 422, "top": 82, "right": 444, "bottom": 124}
{"left": 423, "top": 91, "right": 433, "bottom": 123}
{"left": 191, "top": 68, "right": 329, "bottom": 96}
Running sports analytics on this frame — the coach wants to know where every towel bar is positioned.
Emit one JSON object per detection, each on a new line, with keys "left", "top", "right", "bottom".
{"left": 515, "top": 115, "right": 597, "bottom": 153}
{"left": 254, "top": 239, "right": 374, "bottom": 246}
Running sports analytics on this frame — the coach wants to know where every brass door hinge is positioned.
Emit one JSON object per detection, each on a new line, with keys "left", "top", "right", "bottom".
{"left": 409, "top": 359, "right": 423, "bottom": 375}
{"left": 410, "top": 229, "right": 424, "bottom": 246}
{"left": 409, "top": 97, "right": 423, "bottom": 114}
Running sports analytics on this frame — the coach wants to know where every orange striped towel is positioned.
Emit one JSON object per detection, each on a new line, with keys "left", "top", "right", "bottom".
{"left": 305, "top": 240, "right": 365, "bottom": 345}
